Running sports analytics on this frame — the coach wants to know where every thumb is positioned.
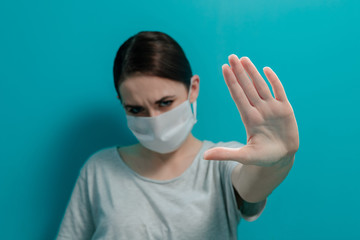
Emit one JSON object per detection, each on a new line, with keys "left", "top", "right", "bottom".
{"left": 203, "top": 146, "right": 252, "bottom": 164}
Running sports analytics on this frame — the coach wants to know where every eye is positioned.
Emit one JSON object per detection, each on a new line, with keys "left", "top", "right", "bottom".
{"left": 127, "top": 107, "right": 143, "bottom": 114}
{"left": 159, "top": 100, "right": 173, "bottom": 107}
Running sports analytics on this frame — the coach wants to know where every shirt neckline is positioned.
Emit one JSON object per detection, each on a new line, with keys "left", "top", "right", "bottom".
{"left": 114, "top": 140, "right": 210, "bottom": 184}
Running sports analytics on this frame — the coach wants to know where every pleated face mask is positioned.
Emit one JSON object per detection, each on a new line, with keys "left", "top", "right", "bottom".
{"left": 125, "top": 79, "right": 197, "bottom": 154}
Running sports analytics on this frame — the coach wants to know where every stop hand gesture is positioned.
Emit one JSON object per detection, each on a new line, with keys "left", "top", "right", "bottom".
{"left": 204, "top": 55, "right": 299, "bottom": 167}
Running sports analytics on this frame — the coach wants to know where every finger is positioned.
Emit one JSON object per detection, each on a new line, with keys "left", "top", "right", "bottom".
{"left": 228, "top": 54, "right": 261, "bottom": 106}
{"left": 239, "top": 57, "right": 273, "bottom": 100}
{"left": 222, "top": 63, "right": 253, "bottom": 114}
{"left": 263, "top": 66, "right": 288, "bottom": 102}
{"left": 203, "top": 146, "right": 254, "bottom": 165}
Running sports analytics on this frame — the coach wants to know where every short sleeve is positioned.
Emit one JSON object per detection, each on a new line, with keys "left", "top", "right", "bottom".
{"left": 56, "top": 173, "right": 95, "bottom": 240}
{"left": 239, "top": 191, "right": 267, "bottom": 222}
{"left": 221, "top": 158, "right": 267, "bottom": 223}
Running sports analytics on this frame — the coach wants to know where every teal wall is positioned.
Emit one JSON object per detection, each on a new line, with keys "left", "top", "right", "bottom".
{"left": 1, "top": 0, "right": 359, "bottom": 239}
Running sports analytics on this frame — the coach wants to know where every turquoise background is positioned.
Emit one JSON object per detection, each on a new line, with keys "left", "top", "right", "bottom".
{"left": 1, "top": 0, "right": 359, "bottom": 239}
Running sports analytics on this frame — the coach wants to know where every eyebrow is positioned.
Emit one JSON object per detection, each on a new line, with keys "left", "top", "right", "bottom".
{"left": 124, "top": 95, "right": 176, "bottom": 108}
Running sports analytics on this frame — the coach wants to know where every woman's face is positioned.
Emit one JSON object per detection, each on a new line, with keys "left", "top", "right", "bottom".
{"left": 119, "top": 74, "right": 199, "bottom": 117}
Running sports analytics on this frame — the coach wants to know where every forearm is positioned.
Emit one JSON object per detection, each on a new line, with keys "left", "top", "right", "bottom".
{"left": 232, "top": 154, "right": 295, "bottom": 203}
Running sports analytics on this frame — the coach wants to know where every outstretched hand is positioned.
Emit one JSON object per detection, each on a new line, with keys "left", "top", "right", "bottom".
{"left": 203, "top": 55, "right": 299, "bottom": 167}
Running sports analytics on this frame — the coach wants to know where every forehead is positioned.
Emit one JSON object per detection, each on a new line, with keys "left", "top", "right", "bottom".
{"left": 119, "top": 75, "right": 186, "bottom": 103}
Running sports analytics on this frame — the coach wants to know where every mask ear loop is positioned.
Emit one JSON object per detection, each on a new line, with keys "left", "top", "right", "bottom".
{"left": 193, "top": 99, "right": 197, "bottom": 122}
{"left": 188, "top": 78, "right": 197, "bottom": 122}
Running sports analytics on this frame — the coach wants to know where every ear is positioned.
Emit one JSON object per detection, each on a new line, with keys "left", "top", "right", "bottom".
{"left": 190, "top": 74, "right": 200, "bottom": 103}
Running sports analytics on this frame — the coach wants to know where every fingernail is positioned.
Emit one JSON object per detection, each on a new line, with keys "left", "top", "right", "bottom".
{"left": 228, "top": 54, "right": 235, "bottom": 60}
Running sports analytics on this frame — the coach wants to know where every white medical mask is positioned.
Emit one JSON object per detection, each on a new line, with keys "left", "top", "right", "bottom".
{"left": 125, "top": 79, "right": 197, "bottom": 154}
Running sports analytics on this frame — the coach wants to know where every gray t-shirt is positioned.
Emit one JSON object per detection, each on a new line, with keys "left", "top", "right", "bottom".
{"left": 56, "top": 140, "right": 267, "bottom": 240}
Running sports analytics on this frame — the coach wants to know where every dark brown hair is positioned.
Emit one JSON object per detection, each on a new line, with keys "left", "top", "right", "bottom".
{"left": 113, "top": 31, "right": 193, "bottom": 101}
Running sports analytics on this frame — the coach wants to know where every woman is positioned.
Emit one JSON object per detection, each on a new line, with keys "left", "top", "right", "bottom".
{"left": 56, "top": 31, "right": 299, "bottom": 239}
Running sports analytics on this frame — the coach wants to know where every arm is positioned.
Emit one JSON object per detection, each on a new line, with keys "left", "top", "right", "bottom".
{"left": 231, "top": 154, "right": 295, "bottom": 203}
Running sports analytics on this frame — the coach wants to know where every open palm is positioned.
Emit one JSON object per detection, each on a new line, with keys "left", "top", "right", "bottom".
{"left": 203, "top": 55, "right": 299, "bottom": 166}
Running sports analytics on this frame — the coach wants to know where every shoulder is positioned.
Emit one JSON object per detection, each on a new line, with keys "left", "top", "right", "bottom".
{"left": 87, "top": 146, "right": 116, "bottom": 164}
{"left": 79, "top": 145, "right": 118, "bottom": 178}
